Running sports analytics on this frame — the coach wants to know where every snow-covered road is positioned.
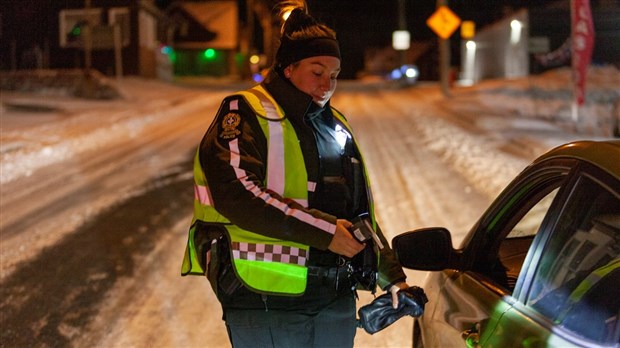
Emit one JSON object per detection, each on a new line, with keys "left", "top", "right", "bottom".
{"left": 1, "top": 67, "right": 616, "bottom": 347}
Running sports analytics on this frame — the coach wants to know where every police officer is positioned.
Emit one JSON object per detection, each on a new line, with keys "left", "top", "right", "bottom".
{"left": 182, "top": 1, "right": 411, "bottom": 347}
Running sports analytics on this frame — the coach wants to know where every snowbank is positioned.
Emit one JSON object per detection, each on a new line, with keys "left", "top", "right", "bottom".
{"left": 471, "top": 65, "right": 620, "bottom": 137}
{"left": 1, "top": 66, "right": 617, "bottom": 186}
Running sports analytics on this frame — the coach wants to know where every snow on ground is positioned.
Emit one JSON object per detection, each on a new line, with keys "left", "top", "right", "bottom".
{"left": 470, "top": 68, "right": 615, "bottom": 171}
{"left": 2, "top": 66, "right": 616, "bottom": 189}
{"left": 1, "top": 67, "right": 617, "bottom": 250}
{"left": 396, "top": 65, "right": 618, "bottom": 207}
{"left": 1, "top": 78, "right": 222, "bottom": 184}
{"left": 479, "top": 66, "right": 619, "bottom": 135}
{"left": 0, "top": 66, "right": 617, "bottom": 348}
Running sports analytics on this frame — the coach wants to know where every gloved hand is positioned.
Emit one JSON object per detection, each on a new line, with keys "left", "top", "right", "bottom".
{"left": 357, "top": 286, "right": 428, "bottom": 334}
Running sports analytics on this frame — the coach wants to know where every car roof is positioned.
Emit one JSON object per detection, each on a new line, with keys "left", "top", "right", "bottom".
{"left": 533, "top": 140, "right": 620, "bottom": 180}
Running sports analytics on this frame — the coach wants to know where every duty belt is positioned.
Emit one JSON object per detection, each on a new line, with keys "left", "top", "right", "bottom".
{"left": 307, "top": 265, "right": 351, "bottom": 291}
{"left": 308, "top": 249, "right": 348, "bottom": 267}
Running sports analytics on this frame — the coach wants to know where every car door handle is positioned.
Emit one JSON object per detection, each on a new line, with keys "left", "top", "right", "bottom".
{"left": 461, "top": 326, "right": 480, "bottom": 348}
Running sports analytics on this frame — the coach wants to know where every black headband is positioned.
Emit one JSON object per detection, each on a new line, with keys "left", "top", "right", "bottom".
{"left": 275, "top": 37, "right": 341, "bottom": 69}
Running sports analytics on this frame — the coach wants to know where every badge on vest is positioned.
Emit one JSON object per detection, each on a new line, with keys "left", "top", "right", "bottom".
{"left": 220, "top": 113, "right": 242, "bottom": 139}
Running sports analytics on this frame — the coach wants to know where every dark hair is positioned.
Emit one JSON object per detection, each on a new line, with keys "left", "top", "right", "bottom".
{"left": 274, "top": 0, "right": 340, "bottom": 72}
{"left": 278, "top": 1, "right": 336, "bottom": 41}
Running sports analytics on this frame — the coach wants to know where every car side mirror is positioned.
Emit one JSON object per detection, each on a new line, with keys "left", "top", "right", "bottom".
{"left": 392, "top": 227, "right": 459, "bottom": 271}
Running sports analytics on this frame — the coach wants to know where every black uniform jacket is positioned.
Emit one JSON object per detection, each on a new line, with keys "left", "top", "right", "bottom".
{"left": 198, "top": 69, "right": 406, "bottom": 291}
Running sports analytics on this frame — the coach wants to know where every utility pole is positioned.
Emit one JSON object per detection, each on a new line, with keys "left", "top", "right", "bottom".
{"left": 247, "top": 0, "right": 254, "bottom": 53}
{"left": 84, "top": 0, "right": 93, "bottom": 71}
{"left": 437, "top": 0, "right": 451, "bottom": 97}
{"left": 397, "top": 0, "right": 407, "bottom": 67}
{"left": 113, "top": 23, "right": 123, "bottom": 78}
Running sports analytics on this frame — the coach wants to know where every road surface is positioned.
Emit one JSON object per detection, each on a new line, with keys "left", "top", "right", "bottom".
{"left": 1, "top": 79, "right": 576, "bottom": 347}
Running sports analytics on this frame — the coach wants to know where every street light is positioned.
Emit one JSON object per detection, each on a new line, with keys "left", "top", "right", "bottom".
{"left": 463, "top": 40, "right": 476, "bottom": 85}
{"left": 510, "top": 20, "right": 522, "bottom": 45}
{"left": 392, "top": 30, "right": 410, "bottom": 51}
{"left": 249, "top": 54, "right": 260, "bottom": 65}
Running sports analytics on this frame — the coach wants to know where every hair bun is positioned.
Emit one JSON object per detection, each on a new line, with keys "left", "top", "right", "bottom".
{"left": 274, "top": 1, "right": 340, "bottom": 72}
{"left": 282, "top": 8, "right": 316, "bottom": 37}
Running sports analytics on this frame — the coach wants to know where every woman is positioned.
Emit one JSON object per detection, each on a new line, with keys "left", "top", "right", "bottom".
{"left": 182, "top": 1, "right": 411, "bottom": 346}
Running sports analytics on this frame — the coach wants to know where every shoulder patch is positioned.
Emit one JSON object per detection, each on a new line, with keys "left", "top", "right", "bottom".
{"left": 219, "top": 112, "right": 242, "bottom": 140}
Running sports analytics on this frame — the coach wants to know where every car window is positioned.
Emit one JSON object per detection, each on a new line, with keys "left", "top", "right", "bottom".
{"left": 471, "top": 167, "right": 566, "bottom": 294}
{"left": 527, "top": 173, "right": 620, "bottom": 344}
{"left": 507, "top": 192, "right": 557, "bottom": 239}
{"left": 495, "top": 188, "right": 559, "bottom": 290}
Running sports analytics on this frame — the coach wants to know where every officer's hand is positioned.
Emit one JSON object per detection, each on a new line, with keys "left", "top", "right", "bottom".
{"left": 389, "top": 282, "right": 411, "bottom": 309}
{"left": 328, "top": 219, "right": 364, "bottom": 258}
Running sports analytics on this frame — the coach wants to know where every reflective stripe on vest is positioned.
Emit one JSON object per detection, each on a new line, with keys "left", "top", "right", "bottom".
{"left": 232, "top": 241, "right": 308, "bottom": 265}
{"left": 246, "top": 86, "right": 310, "bottom": 207}
{"left": 183, "top": 85, "right": 320, "bottom": 295}
{"left": 556, "top": 257, "right": 620, "bottom": 323}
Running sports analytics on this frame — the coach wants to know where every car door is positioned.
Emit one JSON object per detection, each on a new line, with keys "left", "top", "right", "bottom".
{"left": 482, "top": 162, "right": 620, "bottom": 347}
{"left": 425, "top": 158, "right": 573, "bottom": 347}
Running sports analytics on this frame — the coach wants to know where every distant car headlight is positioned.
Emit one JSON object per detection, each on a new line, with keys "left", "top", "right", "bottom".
{"left": 404, "top": 66, "right": 419, "bottom": 79}
{"left": 390, "top": 68, "right": 403, "bottom": 80}
{"left": 388, "top": 64, "right": 419, "bottom": 84}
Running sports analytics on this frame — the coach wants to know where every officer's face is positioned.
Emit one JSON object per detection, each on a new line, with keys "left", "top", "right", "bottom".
{"left": 285, "top": 56, "right": 341, "bottom": 107}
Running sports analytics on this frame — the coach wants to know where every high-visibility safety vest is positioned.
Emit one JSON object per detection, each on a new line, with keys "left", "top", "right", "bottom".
{"left": 556, "top": 256, "right": 620, "bottom": 323}
{"left": 182, "top": 84, "right": 377, "bottom": 296}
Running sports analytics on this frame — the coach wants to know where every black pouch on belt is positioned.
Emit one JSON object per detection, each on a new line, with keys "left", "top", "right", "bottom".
{"left": 215, "top": 234, "right": 243, "bottom": 297}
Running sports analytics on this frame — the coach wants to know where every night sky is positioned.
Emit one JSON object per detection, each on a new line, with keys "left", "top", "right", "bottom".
{"left": 0, "top": 0, "right": 574, "bottom": 77}
{"left": 0, "top": 0, "right": 563, "bottom": 49}
{"left": 306, "top": 0, "right": 561, "bottom": 43}
{"left": 300, "top": 0, "right": 564, "bottom": 77}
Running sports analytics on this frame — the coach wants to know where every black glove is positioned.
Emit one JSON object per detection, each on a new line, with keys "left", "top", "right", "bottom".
{"left": 357, "top": 286, "right": 428, "bottom": 334}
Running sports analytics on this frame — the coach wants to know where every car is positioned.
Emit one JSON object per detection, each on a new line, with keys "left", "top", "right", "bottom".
{"left": 392, "top": 140, "right": 620, "bottom": 348}
{"left": 387, "top": 64, "right": 419, "bottom": 85}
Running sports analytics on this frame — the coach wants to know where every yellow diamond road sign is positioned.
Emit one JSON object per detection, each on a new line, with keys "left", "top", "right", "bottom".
{"left": 427, "top": 6, "right": 462, "bottom": 40}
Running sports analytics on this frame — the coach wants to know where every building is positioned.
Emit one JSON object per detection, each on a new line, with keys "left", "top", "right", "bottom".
{"left": 162, "top": 1, "right": 239, "bottom": 77}
{"left": 0, "top": 0, "right": 166, "bottom": 78}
